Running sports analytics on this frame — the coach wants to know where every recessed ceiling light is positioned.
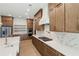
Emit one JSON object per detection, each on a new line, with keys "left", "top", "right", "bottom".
{"left": 27, "top": 9, "right": 30, "bottom": 12}
{"left": 19, "top": 16, "right": 22, "bottom": 18}
{"left": 8, "top": 14, "right": 12, "bottom": 16}
{"left": 25, "top": 13, "right": 28, "bottom": 15}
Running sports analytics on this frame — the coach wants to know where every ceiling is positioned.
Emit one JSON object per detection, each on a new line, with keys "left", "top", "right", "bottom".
{"left": 0, "top": 3, "right": 47, "bottom": 19}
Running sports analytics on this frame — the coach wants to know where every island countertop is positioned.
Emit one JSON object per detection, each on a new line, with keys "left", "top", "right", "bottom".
{"left": 0, "top": 36, "right": 20, "bottom": 56}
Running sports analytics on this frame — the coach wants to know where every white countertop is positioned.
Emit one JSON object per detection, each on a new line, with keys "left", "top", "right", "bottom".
{"left": 0, "top": 36, "right": 20, "bottom": 56}
{"left": 33, "top": 31, "right": 79, "bottom": 56}
{"left": 0, "top": 45, "right": 18, "bottom": 56}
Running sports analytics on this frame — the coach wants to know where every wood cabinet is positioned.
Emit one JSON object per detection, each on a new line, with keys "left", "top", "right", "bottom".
{"left": 48, "top": 4, "right": 56, "bottom": 31}
{"left": 49, "top": 3, "right": 64, "bottom": 32}
{"left": 32, "top": 36, "right": 46, "bottom": 55}
{"left": 65, "top": 4, "right": 79, "bottom": 32}
{"left": 27, "top": 19, "right": 33, "bottom": 29}
{"left": 2, "top": 16, "right": 13, "bottom": 26}
{"left": 32, "top": 36, "right": 64, "bottom": 56}
{"left": 48, "top": 3, "right": 60, "bottom": 31}
{"left": 55, "top": 4, "right": 65, "bottom": 32}
{"left": 48, "top": 3, "right": 59, "bottom": 10}
{"left": 45, "top": 45, "right": 57, "bottom": 56}
{"left": 49, "top": 3, "right": 79, "bottom": 32}
{"left": 34, "top": 9, "right": 44, "bottom": 31}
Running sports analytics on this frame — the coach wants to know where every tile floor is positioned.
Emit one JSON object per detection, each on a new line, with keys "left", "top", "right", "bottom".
{"left": 19, "top": 39, "right": 41, "bottom": 56}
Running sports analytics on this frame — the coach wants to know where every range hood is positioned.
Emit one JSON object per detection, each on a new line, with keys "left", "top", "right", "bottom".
{"left": 39, "top": 4, "right": 49, "bottom": 25}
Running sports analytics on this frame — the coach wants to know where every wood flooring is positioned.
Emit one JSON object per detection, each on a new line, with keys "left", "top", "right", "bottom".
{"left": 19, "top": 39, "right": 41, "bottom": 56}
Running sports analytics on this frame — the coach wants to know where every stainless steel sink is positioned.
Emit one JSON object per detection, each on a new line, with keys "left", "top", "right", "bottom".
{"left": 38, "top": 37, "right": 52, "bottom": 42}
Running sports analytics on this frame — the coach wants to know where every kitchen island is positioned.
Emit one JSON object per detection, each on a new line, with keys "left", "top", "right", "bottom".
{"left": 0, "top": 36, "right": 20, "bottom": 56}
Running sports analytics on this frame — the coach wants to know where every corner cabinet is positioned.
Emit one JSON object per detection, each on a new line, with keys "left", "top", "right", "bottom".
{"left": 48, "top": 3, "right": 79, "bottom": 32}
{"left": 32, "top": 36, "right": 64, "bottom": 56}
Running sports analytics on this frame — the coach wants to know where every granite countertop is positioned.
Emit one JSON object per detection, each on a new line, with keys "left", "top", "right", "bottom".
{"left": 33, "top": 31, "right": 79, "bottom": 56}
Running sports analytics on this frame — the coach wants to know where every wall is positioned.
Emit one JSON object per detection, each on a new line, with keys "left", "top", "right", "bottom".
{"left": 13, "top": 18, "right": 27, "bottom": 35}
{"left": 13, "top": 18, "right": 27, "bottom": 25}
{"left": 44, "top": 24, "right": 50, "bottom": 32}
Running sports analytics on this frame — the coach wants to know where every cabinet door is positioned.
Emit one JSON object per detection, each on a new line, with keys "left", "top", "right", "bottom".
{"left": 32, "top": 37, "right": 38, "bottom": 49}
{"left": 48, "top": 3, "right": 60, "bottom": 31}
{"left": 32, "top": 36, "right": 46, "bottom": 55}
{"left": 45, "top": 45, "right": 58, "bottom": 56}
{"left": 55, "top": 4, "right": 65, "bottom": 32}
{"left": 27, "top": 19, "right": 33, "bottom": 29}
{"left": 37, "top": 41, "right": 46, "bottom": 56}
{"left": 2, "top": 16, "right": 13, "bottom": 26}
{"left": 65, "top": 4, "right": 79, "bottom": 32}
{"left": 48, "top": 3, "right": 59, "bottom": 9}
{"left": 76, "top": 4, "right": 79, "bottom": 32}
{"left": 49, "top": 7, "right": 56, "bottom": 31}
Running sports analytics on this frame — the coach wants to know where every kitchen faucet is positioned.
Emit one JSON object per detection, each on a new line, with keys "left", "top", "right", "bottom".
{"left": 4, "top": 29, "right": 7, "bottom": 45}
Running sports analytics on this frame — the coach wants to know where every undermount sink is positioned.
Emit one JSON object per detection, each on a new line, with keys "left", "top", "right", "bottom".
{"left": 38, "top": 37, "right": 52, "bottom": 42}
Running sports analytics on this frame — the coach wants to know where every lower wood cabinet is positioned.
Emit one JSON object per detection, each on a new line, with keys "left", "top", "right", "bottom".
{"left": 32, "top": 36, "right": 64, "bottom": 56}
{"left": 45, "top": 45, "right": 64, "bottom": 56}
{"left": 32, "top": 36, "right": 46, "bottom": 55}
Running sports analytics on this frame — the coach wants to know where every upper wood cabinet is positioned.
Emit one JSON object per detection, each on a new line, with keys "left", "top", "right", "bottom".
{"left": 48, "top": 5, "right": 56, "bottom": 31}
{"left": 48, "top": 3, "right": 59, "bottom": 10}
{"left": 34, "top": 9, "right": 44, "bottom": 31}
{"left": 27, "top": 18, "right": 33, "bottom": 29}
{"left": 55, "top": 4, "right": 65, "bottom": 32}
{"left": 65, "top": 4, "right": 79, "bottom": 32}
{"left": 48, "top": 3, "right": 79, "bottom": 32}
{"left": 48, "top": 3, "right": 59, "bottom": 31}
{"left": 2, "top": 16, "right": 13, "bottom": 26}
{"left": 49, "top": 3, "right": 65, "bottom": 32}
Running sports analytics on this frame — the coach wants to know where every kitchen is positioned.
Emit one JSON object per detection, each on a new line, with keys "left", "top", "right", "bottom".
{"left": 0, "top": 3, "right": 79, "bottom": 56}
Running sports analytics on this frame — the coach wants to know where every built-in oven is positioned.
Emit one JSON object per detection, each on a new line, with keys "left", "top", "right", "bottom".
{"left": 27, "top": 28, "right": 33, "bottom": 36}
